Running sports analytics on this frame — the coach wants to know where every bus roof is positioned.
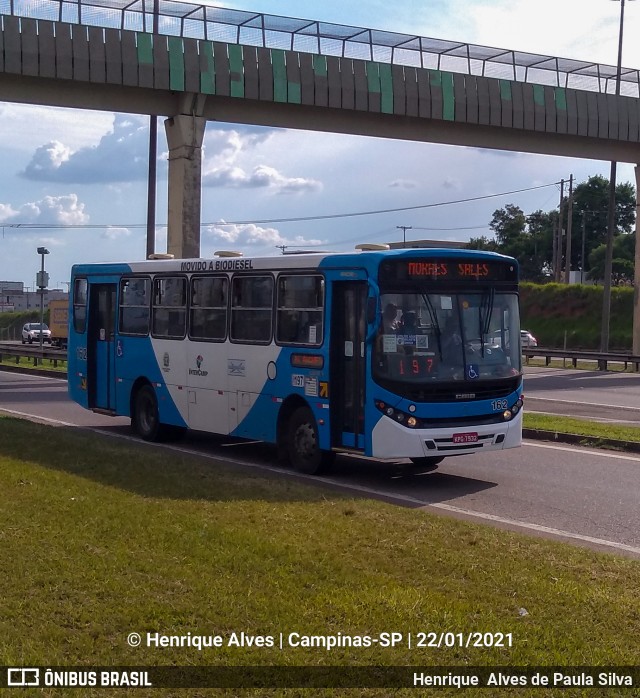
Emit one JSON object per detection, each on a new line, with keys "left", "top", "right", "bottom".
{"left": 71, "top": 248, "right": 517, "bottom": 277}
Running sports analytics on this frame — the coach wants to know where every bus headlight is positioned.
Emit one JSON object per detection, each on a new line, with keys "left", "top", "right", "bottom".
{"left": 503, "top": 410, "right": 513, "bottom": 421}
{"left": 376, "top": 400, "right": 420, "bottom": 428}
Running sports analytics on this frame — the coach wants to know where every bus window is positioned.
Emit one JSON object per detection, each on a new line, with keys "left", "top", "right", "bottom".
{"left": 190, "top": 276, "right": 228, "bottom": 341}
{"left": 152, "top": 276, "right": 187, "bottom": 339}
{"left": 231, "top": 275, "right": 273, "bottom": 343}
{"left": 276, "top": 275, "right": 324, "bottom": 346}
{"left": 119, "top": 277, "right": 151, "bottom": 336}
{"left": 73, "top": 278, "right": 88, "bottom": 333}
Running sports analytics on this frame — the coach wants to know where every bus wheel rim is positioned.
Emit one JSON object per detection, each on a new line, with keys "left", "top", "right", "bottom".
{"left": 295, "top": 423, "right": 316, "bottom": 459}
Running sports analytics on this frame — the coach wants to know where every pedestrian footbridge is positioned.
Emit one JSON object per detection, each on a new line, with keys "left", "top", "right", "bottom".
{"left": 2, "top": 0, "right": 640, "bottom": 256}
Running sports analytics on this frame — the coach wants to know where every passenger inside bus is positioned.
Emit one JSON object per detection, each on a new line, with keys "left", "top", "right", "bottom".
{"left": 382, "top": 302, "right": 400, "bottom": 333}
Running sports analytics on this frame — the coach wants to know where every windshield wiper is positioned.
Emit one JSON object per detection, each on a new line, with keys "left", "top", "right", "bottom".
{"left": 478, "top": 288, "right": 495, "bottom": 358}
{"left": 422, "top": 293, "right": 442, "bottom": 359}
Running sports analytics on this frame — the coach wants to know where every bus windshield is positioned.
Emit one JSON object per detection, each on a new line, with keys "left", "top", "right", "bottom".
{"left": 374, "top": 291, "right": 521, "bottom": 385}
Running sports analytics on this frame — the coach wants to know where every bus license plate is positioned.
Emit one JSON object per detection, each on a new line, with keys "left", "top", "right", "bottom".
{"left": 453, "top": 432, "right": 478, "bottom": 444}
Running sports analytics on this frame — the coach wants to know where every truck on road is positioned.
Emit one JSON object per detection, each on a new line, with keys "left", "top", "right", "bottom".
{"left": 48, "top": 299, "right": 69, "bottom": 350}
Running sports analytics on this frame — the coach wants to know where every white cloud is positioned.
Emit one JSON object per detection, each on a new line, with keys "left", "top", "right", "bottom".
{"left": 202, "top": 164, "right": 321, "bottom": 192}
{"left": 0, "top": 203, "right": 19, "bottom": 223}
{"left": 102, "top": 226, "right": 132, "bottom": 240}
{"left": 22, "top": 115, "right": 151, "bottom": 183}
{"left": 204, "top": 125, "right": 274, "bottom": 167}
{"left": 22, "top": 195, "right": 89, "bottom": 225}
{"left": 205, "top": 222, "right": 324, "bottom": 251}
{"left": 201, "top": 127, "right": 322, "bottom": 193}
{"left": 0, "top": 194, "right": 89, "bottom": 226}
{"left": 0, "top": 103, "right": 114, "bottom": 153}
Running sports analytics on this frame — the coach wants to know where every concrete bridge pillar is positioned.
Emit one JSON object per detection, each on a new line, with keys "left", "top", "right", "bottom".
{"left": 164, "top": 97, "right": 206, "bottom": 259}
{"left": 634, "top": 165, "right": 640, "bottom": 354}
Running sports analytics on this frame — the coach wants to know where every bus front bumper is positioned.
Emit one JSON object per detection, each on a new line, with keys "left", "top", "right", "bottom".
{"left": 370, "top": 410, "right": 523, "bottom": 459}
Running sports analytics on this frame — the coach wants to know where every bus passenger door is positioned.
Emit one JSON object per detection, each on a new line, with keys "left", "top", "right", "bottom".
{"left": 87, "top": 283, "right": 117, "bottom": 411}
{"left": 330, "top": 282, "right": 367, "bottom": 450}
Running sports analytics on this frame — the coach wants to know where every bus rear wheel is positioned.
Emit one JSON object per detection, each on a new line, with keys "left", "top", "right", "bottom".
{"left": 132, "top": 384, "right": 164, "bottom": 442}
{"left": 288, "top": 407, "right": 334, "bottom": 475}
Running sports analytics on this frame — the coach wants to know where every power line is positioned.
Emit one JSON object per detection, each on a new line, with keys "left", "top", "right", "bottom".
{"left": 3, "top": 180, "right": 561, "bottom": 230}
{"left": 206, "top": 181, "right": 561, "bottom": 226}
{"left": 411, "top": 224, "right": 489, "bottom": 231}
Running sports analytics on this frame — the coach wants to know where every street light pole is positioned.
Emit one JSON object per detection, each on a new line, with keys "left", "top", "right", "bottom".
{"left": 36, "top": 247, "right": 50, "bottom": 351}
{"left": 601, "top": 0, "right": 631, "bottom": 352}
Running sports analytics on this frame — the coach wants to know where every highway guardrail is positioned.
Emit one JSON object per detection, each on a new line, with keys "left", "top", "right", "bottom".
{"left": 1, "top": 344, "right": 639, "bottom": 372}
{"left": 522, "top": 347, "right": 640, "bottom": 371}
{"left": 0, "top": 344, "right": 67, "bottom": 368}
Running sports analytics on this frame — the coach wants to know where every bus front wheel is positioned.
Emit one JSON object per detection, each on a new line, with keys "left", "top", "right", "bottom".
{"left": 288, "top": 407, "right": 334, "bottom": 475}
{"left": 132, "top": 384, "right": 163, "bottom": 442}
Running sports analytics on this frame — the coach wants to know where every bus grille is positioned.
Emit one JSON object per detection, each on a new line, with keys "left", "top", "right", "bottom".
{"left": 404, "top": 377, "right": 521, "bottom": 402}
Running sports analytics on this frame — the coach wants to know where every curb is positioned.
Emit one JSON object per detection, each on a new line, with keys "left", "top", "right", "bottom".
{"left": 522, "top": 428, "right": 640, "bottom": 454}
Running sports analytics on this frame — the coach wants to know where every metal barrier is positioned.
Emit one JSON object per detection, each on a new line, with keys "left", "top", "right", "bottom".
{"left": 2, "top": 344, "right": 639, "bottom": 373}
{"left": 0, "top": 344, "right": 67, "bottom": 368}
{"left": 523, "top": 347, "right": 640, "bottom": 371}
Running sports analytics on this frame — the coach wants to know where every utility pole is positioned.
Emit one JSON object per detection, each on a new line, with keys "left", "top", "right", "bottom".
{"left": 564, "top": 174, "right": 574, "bottom": 284}
{"left": 555, "top": 179, "right": 564, "bottom": 282}
{"left": 396, "top": 225, "right": 412, "bottom": 248}
{"left": 602, "top": 0, "right": 632, "bottom": 353}
{"left": 581, "top": 216, "right": 587, "bottom": 284}
{"left": 146, "top": 0, "right": 160, "bottom": 259}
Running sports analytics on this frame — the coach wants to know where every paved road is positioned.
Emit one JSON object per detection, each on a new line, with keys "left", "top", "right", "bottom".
{"left": 523, "top": 365, "right": 640, "bottom": 423}
{"left": 1, "top": 370, "right": 639, "bottom": 559}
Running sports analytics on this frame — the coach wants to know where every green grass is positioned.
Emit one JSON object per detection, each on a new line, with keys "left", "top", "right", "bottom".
{"left": 0, "top": 416, "right": 639, "bottom": 697}
{"left": 0, "top": 355, "right": 66, "bottom": 372}
{"left": 524, "top": 413, "right": 640, "bottom": 444}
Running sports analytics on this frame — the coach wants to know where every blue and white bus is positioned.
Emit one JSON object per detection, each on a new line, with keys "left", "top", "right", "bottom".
{"left": 68, "top": 246, "right": 523, "bottom": 474}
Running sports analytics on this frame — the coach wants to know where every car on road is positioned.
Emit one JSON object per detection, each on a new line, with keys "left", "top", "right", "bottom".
{"left": 21, "top": 322, "right": 52, "bottom": 344}
{"left": 520, "top": 330, "right": 538, "bottom": 347}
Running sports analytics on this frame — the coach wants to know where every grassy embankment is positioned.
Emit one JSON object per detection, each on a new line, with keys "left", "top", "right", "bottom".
{"left": 520, "top": 282, "right": 633, "bottom": 350}
{"left": 0, "top": 415, "right": 638, "bottom": 698}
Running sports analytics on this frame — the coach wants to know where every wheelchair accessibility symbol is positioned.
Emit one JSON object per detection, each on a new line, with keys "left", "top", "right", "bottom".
{"left": 466, "top": 363, "right": 480, "bottom": 380}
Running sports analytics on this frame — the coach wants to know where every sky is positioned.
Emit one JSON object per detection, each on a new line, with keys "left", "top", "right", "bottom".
{"left": 2, "top": 0, "right": 640, "bottom": 288}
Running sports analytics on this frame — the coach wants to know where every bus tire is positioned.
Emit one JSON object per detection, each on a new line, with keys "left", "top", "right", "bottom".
{"left": 288, "top": 406, "right": 334, "bottom": 475}
{"left": 132, "top": 384, "right": 164, "bottom": 442}
{"left": 409, "top": 456, "right": 444, "bottom": 470}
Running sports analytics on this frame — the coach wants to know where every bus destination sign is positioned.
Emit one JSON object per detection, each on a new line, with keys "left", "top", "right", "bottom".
{"left": 380, "top": 259, "right": 517, "bottom": 285}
